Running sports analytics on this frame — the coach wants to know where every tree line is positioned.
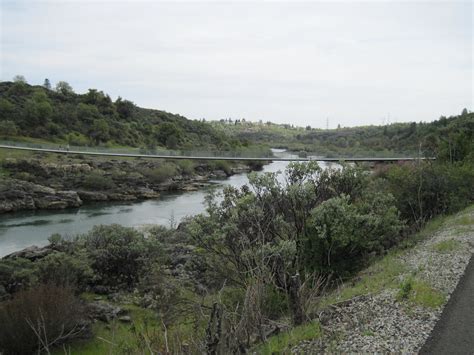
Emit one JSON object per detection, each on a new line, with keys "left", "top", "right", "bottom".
{"left": 0, "top": 77, "right": 251, "bottom": 152}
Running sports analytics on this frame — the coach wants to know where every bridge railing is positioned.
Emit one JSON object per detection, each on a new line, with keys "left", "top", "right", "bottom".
{"left": 0, "top": 139, "right": 275, "bottom": 159}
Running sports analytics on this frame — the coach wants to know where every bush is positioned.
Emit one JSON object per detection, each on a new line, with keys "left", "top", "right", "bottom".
{"left": 80, "top": 225, "right": 161, "bottom": 288}
{"left": 0, "top": 284, "right": 87, "bottom": 354}
{"left": 383, "top": 162, "right": 474, "bottom": 225}
{"left": 66, "top": 132, "right": 89, "bottom": 146}
{"left": 141, "top": 163, "right": 177, "bottom": 183}
{"left": 305, "top": 193, "right": 403, "bottom": 275}
{"left": 177, "top": 159, "right": 195, "bottom": 175}
{"left": 0, "top": 258, "right": 36, "bottom": 295}
{"left": 0, "top": 120, "right": 18, "bottom": 136}
{"left": 34, "top": 252, "right": 93, "bottom": 290}
{"left": 210, "top": 160, "right": 232, "bottom": 175}
{"left": 82, "top": 171, "right": 116, "bottom": 190}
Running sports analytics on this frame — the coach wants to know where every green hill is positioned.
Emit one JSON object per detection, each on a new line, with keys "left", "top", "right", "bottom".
{"left": 212, "top": 111, "right": 473, "bottom": 160}
{"left": 0, "top": 81, "right": 248, "bottom": 152}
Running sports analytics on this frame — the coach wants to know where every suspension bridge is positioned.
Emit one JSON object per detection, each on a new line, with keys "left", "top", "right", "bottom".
{"left": 0, "top": 143, "right": 434, "bottom": 162}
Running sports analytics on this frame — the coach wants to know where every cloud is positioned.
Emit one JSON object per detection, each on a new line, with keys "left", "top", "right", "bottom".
{"left": 1, "top": 0, "right": 472, "bottom": 127}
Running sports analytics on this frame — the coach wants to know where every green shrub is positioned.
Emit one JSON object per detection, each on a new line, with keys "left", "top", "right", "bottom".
{"left": 82, "top": 171, "right": 116, "bottom": 190}
{"left": 80, "top": 225, "right": 161, "bottom": 288}
{"left": 305, "top": 192, "right": 403, "bottom": 275}
{"left": 211, "top": 160, "right": 232, "bottom": 175}
{"left": 177, "top": 159, "right": 195, "bottom": 175}
{"left": 0, "top": 258, "right": 36, "bottom": 295}
{"left": 66, "top": 132, "right": 89, "bottom": 146}
{"left": 383, "top": 162, "right": 474, "bottom": 226}
{"left": 262, "top": 284, "right": 289, "bottom": 319}
{"left": 397, "top": 277, "right": 413, "bottom": 300}
{"left": 141, "top": 163, "right": 177, "bottom": 183}
{"left": 0, "top": 120, "right": 18, "bottom": 136}
{"left": 0, "top": 284, "right": 87, "bottom": 354}
{"left": 34, "top": 252, "right": 93, "bottom": 290}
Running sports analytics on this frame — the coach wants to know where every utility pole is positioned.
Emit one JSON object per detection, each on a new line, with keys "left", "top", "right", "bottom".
{"left": 326, "top": 117, "right": 329, "bottom": 130}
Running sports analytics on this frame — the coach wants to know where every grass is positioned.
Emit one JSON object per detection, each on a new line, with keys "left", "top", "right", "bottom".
{"left": 432, "top": 239, "right": 462, "bottom": 253}
{"left": 362, "top": 330, "right": 375, "bottom": 337}
{"left": 398, "top": 214, "right": 450, "bottom": 249}
{"left": 56, "top": 292, "right": 206, "bottom": 355}
{"left": 319, "top": 253, "right": 406, "bottom": 308}
{"left": 396, "top": 277, "right": 445, "bottom": 308}
{"left": 256, "top": 321, "right": 322, "bottom": 354}
{"left": 410, "top": 280, "right": 446, "bottom": 308}
{"left": 54, "top": 301, "right": 162, "bottom": 355}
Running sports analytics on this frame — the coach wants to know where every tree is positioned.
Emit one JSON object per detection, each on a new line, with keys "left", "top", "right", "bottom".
{"left": 12, "top": 75, "right": 26, "bottom": 83}
{"left": 24, "top": 90, "right": 53, "bottom": 126}
{"left": 43, "top": 78, "right": 51, "bottom": 90}
{"left": 154, "top": 122, "right": 183, "bottom": 148}
{"left": 0, "top": 99, "right": 15, "bottom": 120}
{"left": 89, "top": 118, "right": 110, "bottom": 143}
{"left": 55, "top": 81, "right": 74, "bottom": 95}
{"left": 76, "top": 103, "right": 100, "bottom": 123}
{"left": 461, "top": 108, "right": 469, "bottom": 116}
{"left": 0, "top": 120, "right": 18, "bottom": 136}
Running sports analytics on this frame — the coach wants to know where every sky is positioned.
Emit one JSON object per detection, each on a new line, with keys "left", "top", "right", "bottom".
{"left": 0, "top": 0, "right": 472, "bottom": 128}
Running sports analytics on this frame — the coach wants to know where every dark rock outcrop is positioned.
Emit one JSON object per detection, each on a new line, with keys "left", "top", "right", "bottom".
{"left": 0, "top": 179, "right": 82, "bottom": 213}
{"left": 87, "top": 301, "right": 125, "bottom": 323}
{"left": 3, "top": 245, "right": 56, "bottom": 261}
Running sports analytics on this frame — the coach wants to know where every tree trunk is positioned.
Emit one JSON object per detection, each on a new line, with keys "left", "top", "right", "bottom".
{"left": 289, "top": 273, "right": 304, "bottom": 326}
{"left": 206, "top": 302, "right": 223, "bottom": 355}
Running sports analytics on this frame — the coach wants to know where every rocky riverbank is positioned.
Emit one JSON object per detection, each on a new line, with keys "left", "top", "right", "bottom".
{"left": 291, "top": 207, "right": 474, "bottom": 353}
{"left": 0, "top": 155, "right": 261, "bottom": 213}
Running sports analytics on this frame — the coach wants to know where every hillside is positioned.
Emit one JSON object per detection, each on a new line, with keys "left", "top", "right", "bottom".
{"left": 212, "top": 111, "right": 474, "bottom": 159}
{"left": 0, "top": 81, "right": 249, "bottom": 152}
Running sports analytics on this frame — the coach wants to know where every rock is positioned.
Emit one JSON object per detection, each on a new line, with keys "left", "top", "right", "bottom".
{"left": 77, "top": 190, "right": 109, "bottom": 201}
{"left": 118, "top": 315, "right": 132, "bottom": 323}
{"left": 106, "top": 193, "right": 137, "bottom": 201}
{"left": 92, "top": 285, "right": 110, "bottom": 295}
{"left": 87, "top": 301, "right": 123, "bottom": 323}
{"left": 0, "top": 179, "right": 82, "bottom": 213}
{"left": 4, "top": 245, "right": 55, "bottom": 261}
{"left": 180, "top": 185, "right": 198, "bottom": 192}
{"left": 211, "top": 170, "right": 228, "bottom": 178}
{"left": 135, "top": 188, "right": 160, "bottom": 199}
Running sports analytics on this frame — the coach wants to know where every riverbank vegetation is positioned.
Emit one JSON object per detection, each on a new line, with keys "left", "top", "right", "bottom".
{"left": 1, "top": 144, "right": 472, "bottom": 353}
{"left": 1, "top": 77, "right": 473, "bottom": 353}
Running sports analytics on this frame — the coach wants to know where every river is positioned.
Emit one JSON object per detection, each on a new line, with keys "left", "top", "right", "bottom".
{"left": 0, "top": 150, "right": 332, "bottom": 257}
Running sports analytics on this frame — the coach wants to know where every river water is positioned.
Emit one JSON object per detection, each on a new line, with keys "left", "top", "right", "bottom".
{"left": 0, "top": 150, "right": 331, "bottom": 257}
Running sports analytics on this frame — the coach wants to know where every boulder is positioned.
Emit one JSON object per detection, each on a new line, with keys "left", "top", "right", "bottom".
{"left": 4, "top": 245, "right": 55, "bottom": 261}
{"left": 77, "top": 190, "right": 109, "bottom": 201}
{"left": 0, "top": 179, "right": 82, "bottom": 213}
{"left": 87, "top": 301, "right": 124, "bottom": 323}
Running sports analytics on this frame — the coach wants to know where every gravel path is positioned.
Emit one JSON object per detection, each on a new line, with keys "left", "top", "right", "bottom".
{"left": 420, "top": 256, "right": 474, "bottom": 355}
{"left": 292, "top": 208, "right": 474, "bottom": 354}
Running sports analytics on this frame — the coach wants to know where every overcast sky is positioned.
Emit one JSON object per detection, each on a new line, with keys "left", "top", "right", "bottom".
{"left": 1, "top": 1, "right": 472, "bottom": 128}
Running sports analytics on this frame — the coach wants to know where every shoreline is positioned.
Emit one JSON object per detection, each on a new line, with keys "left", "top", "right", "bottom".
{"left": 0, "top": 155, "right": 263, "bottom": 214}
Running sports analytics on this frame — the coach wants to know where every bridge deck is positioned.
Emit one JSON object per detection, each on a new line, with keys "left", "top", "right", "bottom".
{"left": 0, "top": 145, "right": 434, "bottom": 162}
